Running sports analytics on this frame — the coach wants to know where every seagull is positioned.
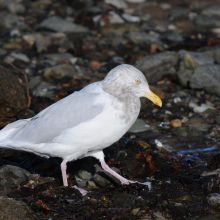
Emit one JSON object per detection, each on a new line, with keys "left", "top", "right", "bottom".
{"left": 0, "top": 64, "right": 162, "bottom": 195}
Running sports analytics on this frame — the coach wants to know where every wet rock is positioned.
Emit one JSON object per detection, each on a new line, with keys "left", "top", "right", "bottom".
{"left": 75, "top": 169, "right": 93, "bottom": 181}
{"left": 215, "top": 115, "right": 220, "bottom": 124}
{"left": 0, "top": 196, "right": 35, "bottom": 220}
{"left": 111, "top": 194, "right": 142, "bottom": 207}
{"left": 170, "top": 119, "right": 182, "bottom": 128}
{"left": 44, "top": 63, "right": 78, "bottom": 80}
{"left": 169, "top": 8, "right": 189, "bottom": 21}
{"left": 189, "top": 64, "right": 220, "bottom": 96}
{"left": 8, "top": 2, "right": 26, "bottom": 14}
{"left": 136, "top": 51, "right": 178, "bottom": 84}
{"left": 201, "top": 108, "right": 219, "bottom": 119}
{"left": 39, "top": 16, "right": 89, "bottom": 33}
{"left": 104, "top": 0, "right": 128, "bottom": 9}
{"left": 5, "top": 52, "right": 30, "bottom": 63}
{"left": 92, "top": 167, "right": 121, "bottom": 187}
{"left": 199, "top": 45, "right": 220, "bottom": 64}
{"left": 164, "top": 31, "right": 184, "bottom": 43}
{"left": 45, "top": 53, "right": 74, "bottom": 64}
{"left": 179, "top": 50, "right": 214, "bottom": 67}
{"left": 0, "top": 65, "right": 27, "bottom": 127}
{"left": 207, "top": 193, "right": 220, "bottom": 205}
{"left": 29, "top": 78, "right": 57, "bottom": 98}
{"left": 193, "top": 104, "right": 215, "bottom": 113}
{"left": 126, "top": 32, "right": 163, "bottom": 47}
{"left": 203, "top": 4, "right": 220, "bottom": 17}
{"left": 128, "top": 119, "right": 151, "bottom": 133}
{"left": 0, "top": 12, "right": 19, "bottom": 28}
{"left": 172, "top": 125, "right": 203, "bottom": 138}
{"left": 177, "top": 50, "right": 214, "bottom": 86}
{"left": 0, "top": 165, "right": 30, "bottom": 192}
{"left": 194, "top": 15, "right": 220, "bottom": 27}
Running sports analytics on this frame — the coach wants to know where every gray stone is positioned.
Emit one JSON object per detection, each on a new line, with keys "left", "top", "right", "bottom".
{"left": 0, "top": 196, "right": 35, "bottom": 220}
{"left": 5, "top": 52, "right": 30, "bottom": 63}
{"left": 0, "top": 165, "right": 30, "bottom": 192}
{"left": 177, "top": 50, "right": 214, "bottom": 86}
{"left": 194, "top": 15, "right": 220, "bottom": 27}
{"left": 104, "top": 0, "right": 128, "bottom": 9}
{"left": 0, "top": 12, "right": 19, "bottom": 28}
{"left": 135, "top": 51, "right": 178, "bottom": 84}
{"left": 169, "top": 8, "right": 189, "bottom": 21}
{"left": 177, "top": 69, "right": 193, "bottom": 87}
{"left": 172, "top": 125, "right": 203, "bottom": 138}
{"left": 128, "top": 119, "right": 151, "bottom": 133}
{"left": 39, "top": 16, "right": 89, "bottom": 33}
{"left": 164, "top": 31, "right": 184, "bottom": 42}
{"left": 178, "top": 50, "right": 214, "bottom": 67}
{"left": 127, "top": 32, "right": 163, "bottom": 47}
{"left": 199, "top": 45, "right": 220, "bottom": 64}
{"left": 203, "top": 4, "right": 220, "bottom": 17}
{"left": 186, "top": 123, "right": 212, "bottom": 133}
{"left": 75, "top": 169, "right": 92, "bottom": 181}
{"left": 207, "top": 193, "right": 220, "bottom": 205}
{"left": 31, "top": 81, "right": 57, "bottom": 98}
{"left": 189, "top": 64, "right": 220, "bottom": 96}
{"left": 215, "top": 115, "right": 220, "bottom": 124}
{"left": 8, "top": 2, "right": 26, "bottom": 14}
{"left": 92, "top": 167, "right": 121, "bottom": 187}
{"left": 45, "top": 53, "right": 74, "bottom": 63}
{"left": 111, "top": 194, "right": 142, "bottom": 207}
{"left": 44, "top": 63, "right": 78, "bottom": 79}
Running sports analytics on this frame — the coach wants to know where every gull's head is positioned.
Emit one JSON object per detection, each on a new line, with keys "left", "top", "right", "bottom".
{"left": 103, "top": 64, "right": 162, "bottom": 107}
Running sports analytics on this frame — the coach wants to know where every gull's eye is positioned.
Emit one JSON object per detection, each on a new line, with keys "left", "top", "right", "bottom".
{"left": 135, "top": 79, "right": 140, "bottom": 84}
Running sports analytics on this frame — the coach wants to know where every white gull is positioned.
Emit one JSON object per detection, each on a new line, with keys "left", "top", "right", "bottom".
{"left": 0, "top": 64, "right": 162, "bottom": 195}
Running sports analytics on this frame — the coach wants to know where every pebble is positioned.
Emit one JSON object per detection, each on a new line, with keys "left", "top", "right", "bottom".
{"left": 39, "top": 16, "right": 89, "bottom": 33}
{"left": 215, "top": 115, "right": 220, "bottom": 124}
{"left": 0, "top": 165, "right": 30, "bottom": 191}
{"left": 207, "top": 193, "right": 220, "bottom": 205}
{"left": 128, "top": 119, "right": 151, "bottom": 133}
{"left": 90, "top": 60, "right": 101, "bottom": 69}
{"left": 170, "top": 119, "right": 182, "bottom": 128}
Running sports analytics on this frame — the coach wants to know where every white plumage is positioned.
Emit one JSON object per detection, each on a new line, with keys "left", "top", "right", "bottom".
{"left": 0, "top": 64, "right": 162, "bottom": 195}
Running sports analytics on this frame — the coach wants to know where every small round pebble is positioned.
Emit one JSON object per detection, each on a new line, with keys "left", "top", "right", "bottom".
{"left": 170, "top": 119, "right": 182, "bottom": 128}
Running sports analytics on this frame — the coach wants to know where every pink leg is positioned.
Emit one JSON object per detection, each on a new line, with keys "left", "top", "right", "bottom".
{"left": 101, "top": 160, "right": 151, "bottom": 190}
{"left": 61, "top": 161, "right": 68, "bottom": 186}
{"left": 60, "top": 160, "right": 88, "bottom": 195}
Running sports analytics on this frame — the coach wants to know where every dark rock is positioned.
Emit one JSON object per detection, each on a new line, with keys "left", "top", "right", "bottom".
{"left": 169, "top": 8, "right": 189, "bottom": 21}
{"left": 75, "top": 169, "right": 93, "bottom": 181}
{"left": 0, "top": 65, "right": 27, "bottom": 128}
{"left": 39, "top": 16, "right": 89, "bottom": 33}
{"left": 128, "top": 119, "right": 151, "bottom": 133}
{"left": 0, "top": 196, "right": 35, "bottom": 220}
{"left": 44, "top": 63, "right": 78, "bottom": 80}
{"left": 135, "top": 51, "right": 178, "bottom": 84}
{"left": 215, "top": 115, "right": 220, "bottom": 124}
{"left": 0, "top": 165, "right": 30, "bottom": 192}
{"left": 126, "top": 32, "right": 163, "bottom": 47}
{"left": 207, "top": 193, "right": 220, "bottom": 205}
{"left": 92, "top": 167, "right": 121, "bottom": 187}
{"left": 189, "top": 64, "right": 220, "bottom": 96}
{"left": 111, "top": 194, "right": 142, "bottom": 207}
{"left": 201, "top": 108, "right": 219, "bottom": 119}
{"left": 199, "top": 45, "right": 220, "bottom": 64}
{"left": 172, "top": 125, "right": 203, "bottom": 138}
{"left": 16, "top": 109, "right": 35, "bottom": 120}
{"left": 194, "top": 15, "right": 220, "bottom": 27}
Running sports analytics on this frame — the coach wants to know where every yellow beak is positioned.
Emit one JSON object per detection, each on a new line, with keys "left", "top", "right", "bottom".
{"left": 143, "top": 91, "right": 162, "bottom": 107}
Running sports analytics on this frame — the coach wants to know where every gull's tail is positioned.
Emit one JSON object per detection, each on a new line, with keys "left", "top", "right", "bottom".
{"left": 0, "top": 119, "right": 31, "bottom": 147}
